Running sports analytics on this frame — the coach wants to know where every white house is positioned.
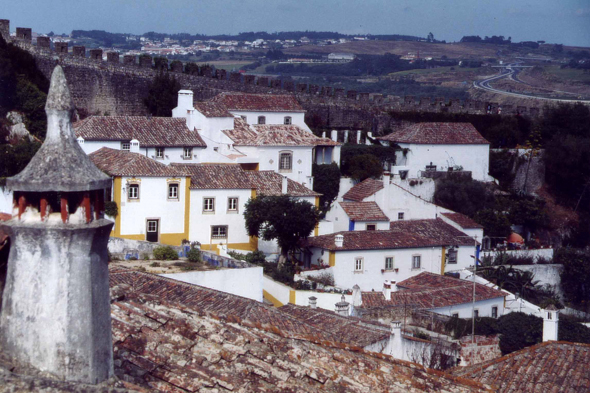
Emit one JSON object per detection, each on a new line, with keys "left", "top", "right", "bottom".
{"left": 74, "top": 116, "right": 207, "bottom": 165}
{"left": 377, "top": 122, "right": 493, "bottom": 182}
{"left": 304, "top": 219, "right": 477, "bottom": 291}
{"left": 440, "top": 212, "right": 484, "bottom": 243}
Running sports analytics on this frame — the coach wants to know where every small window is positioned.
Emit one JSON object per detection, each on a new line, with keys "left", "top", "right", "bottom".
{"left": 156, "top": 147, "right": 165, "bottom": 159}
{"left": 366, "top": 224, "right": 376, "bottom": 231}
{"left": 228, "top": 197, "right": 239, "bottom": 211}
{"left": 354, "top": 257, "right": 363, "bottom": 272}
{"left": 398, "top": 212, "right": 405, "bottom": 220}
{"left": 452, "top": 313, "right": 459, "bottom": 318}
{"left": 385, "top": 257, "right": 394, "bottom": 270}
{"left": 425, "top": 163, "right": 437, "bottom": 171}
{"left": 128, "top": 184, "right": 139, "bottom": 200}
{"left": 279, "top": 151, "right": 293, "bottom": 171}
{"left": 257, "top": 115, "right": 266, "bottom": 125}
{"left": 211, "top": 225, "right": 227, "bottom": 239}
{"left": 122, "top": 142, "right": 131, "bottom": 151}
{"left": 284, "top": 116, "right": 292, "bottom": 125}
{"left": 183, "top": 147, "right": 193, "bottom": 159}
{"left": 147, "top": 220, "right": 158, "bottom": 232}
{"left": 492, "top": 306, "right": 498, "bottom": 319}
{"left": 474, "top": 309, "right": 479, "bottom": 318}
{"left": 412, "top": 255, "right": 421, "bottom": 269}
{"left": 203, "top": 197, "right": 215, "bottom": 212}
{"left": 168, "top": 183, "right": 179, "bottom": 200}
{"left": 547, "top": 312, "right": 552, "bottom": 320}
{"left": 447, "top": 248, "right": 457, "bottom": 264}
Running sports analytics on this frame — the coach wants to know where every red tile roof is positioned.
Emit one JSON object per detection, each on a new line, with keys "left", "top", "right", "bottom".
{"left": 307, "top": 219, "right": 472, "bottom": 251}
{"left": 74, "top": 116, "right": 206, "bottom": 147}
{"left": 193, "top": 101, "right": 233, "bottom": 118}
{"left": 247, "top": 170, "right": 321, "bottom": 197}
{"left": 89, "top": 148, "right": 189, "bottom": 177}
{"left": 224, "top": 121, "right": 339, "bottom": 147}
{"left": 360, "top": 272, "right": 506, "bottom": 309}
{"left": 441, "top": 212, "right": 484, "bottom": 229}
{"left": 342, "top": 178, "right": 384, "bottom": 202}
{"left": 452, "top": 341, "right": 590, "bottom": 393}
{"left": 211, "top": 92, "right": 305, "bottom": 112}
{"left": 339, "top": 201, "right": 389, "bottom": 221}
{"left": 378, "top": 122, "right": 489, "bottom": 145}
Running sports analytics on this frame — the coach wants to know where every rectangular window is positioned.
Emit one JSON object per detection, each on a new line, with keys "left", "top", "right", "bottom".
{"left": 128, "top": 184, "right": 139, "bottom": 200}
{"left": 258, "top": 116, "right": 266, "bottom": 125}
{"left": 385, "top": 257, "right": 394, "bottom": 270}
{"left": 147, "top": 220, "right": 158, "bottom": 232}
{"left": 474, "top": 309, "right": 479, "bottom": 318}
{"left": 284, "top": 116, "right": 292, "bottom": 125}
{"left": 121, "top": 142, "right": 131, "bottom": 151}
{"left": 203, "top": 197, "right": 215, "bottom": 212}
{"left": 398, "top": 212, "right": 405, "bottom": 220}
{"left": 354, "top": 257, "right": 363, "bottom": 272}
{"left": 412, "top": 255, "right": 421, "bottom": 269}
{"left": 168, "top": 183, "right": 179, "bottom": 200}
{"left": 366, "top": 224, "right": 376, "bottom": 231}
{"left": 183, "top": 147, "right": 193, "bottom": 159}
{"left": 211, "top": 225, "right": 227, "bottom": 239}
{"left": 452, "top": 313, "right": 459, "bottom": 318}
{"left": 491, "top": 306, "right": 498, "bottom": 319}
{"left": 279, "top": 152, "right": 292, "bottom": 171}
{"left": 447, "top": 248, "right": 458, "bottom": 264}
{"left": 228, "top": 197, "right": 238, "bottom": 212}
{"left": 156, "top": 147, "right": 165, "bottom": 158}
{"left": 425, "top": 164, "right": 437, "bottom": 171}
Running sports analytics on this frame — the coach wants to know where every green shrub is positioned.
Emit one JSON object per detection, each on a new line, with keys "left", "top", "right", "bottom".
{"left": 153, "top": 246, "right": 179, "bottom": 261}
{"left": 497, "top": 312, "right": 542, "bottom": 355}
{"left": 245, "top": 250, "right": 267, "bottom": 265}
{"left": 150, "top": 262, "right": 160, "bottom": 267}
{"left": 141, "top": 253, "right": 150, "bottom": 260}
{"left": 445, "top": 316, "right": 499, "bottom": 340}
{"left": 187, "top": 248, "right": 202, "bottom": 263}
{"left": 104, "top": 201, "right": 118, "bottom": 218}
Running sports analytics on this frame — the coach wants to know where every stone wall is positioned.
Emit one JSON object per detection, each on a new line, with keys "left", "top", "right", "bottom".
{"left": 458, "top": 335, "right": 501, "bottom": 367}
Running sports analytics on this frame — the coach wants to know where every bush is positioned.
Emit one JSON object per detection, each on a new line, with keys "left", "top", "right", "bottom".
{"left": 445, "top": 316, "right": 499, "bottom": 340}
{"left": 153, "top": 246, "right": 179, "bottom": 260}
{"left": 497, "top": 312, "right": 542, "bottom": 355}
{"left": 141, "top": 253, "right": 150, "bottom": 260}
{"left": 104, "top": 201, "right": 118, "bottom": 218}
{"left": 307, "top": 271, "right": 335, "bottom": 287}
{"left": 312, "top": 163, "right": 340, "bottom": 216}
{"left": 186, "top": 248, "right": 202, "bottom": 263}
{"left": 347, "top": 154, "right": 383, "bottom": 181}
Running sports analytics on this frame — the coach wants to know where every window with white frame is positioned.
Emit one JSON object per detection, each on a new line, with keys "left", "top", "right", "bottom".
{"left": 366, "top": 223, "right": 376, "bottom": 231}
{"left": 354, "top": 257, "right": 363, "bottom": 272}
{"left": 447, "top": 248, "right": 458, "bottom": 264}
{"left": 168, "top": 183, "right": 179, "bottom": 200}
{"left": 491, "top": 306, "right": 498, "bottom": 319}
{"left": 257, "top": 116, "right": 266, "bottom": 124}
{"left": 121, "top": 141, "right": 131, "bottom": 151}
{"left": 385, "top": 257, "right": 394, "bottom": 270}
{"left": 412, "top": 255, "right": 421, "bottom": 269}
{"left": 284, "top": 116, "right": 292, "bottom": 125}
{"left": 227, "top": 197, "right": 238, "bottom": 212}
{"left": 279, "top": 151, "right": 293, "bottom": 171}
{"left": 398, "top": 212, "right": 405, "bottom": 220}
{"left": 156, "top": 147, "right": 165, "bottom": 159}
{"left": 203, "top": 197, "right": 215, "bottom": 213}
{"left": 211, "top": 225, "right": 227, "bottom": 239}
{"left": 128, "top": 184, "right": 139, "bottom": 200}
{"left": 183, "top": 147, "right": 193, "bottom": 159}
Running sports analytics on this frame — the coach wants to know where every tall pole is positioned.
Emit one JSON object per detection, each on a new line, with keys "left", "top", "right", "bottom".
{"left": 472, "top": 235, "right": 478, "bottom": 344}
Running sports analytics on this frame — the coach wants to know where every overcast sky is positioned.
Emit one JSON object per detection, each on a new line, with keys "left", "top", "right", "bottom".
{"left": 3, "top": 0, "right": 590, "bottom": 47}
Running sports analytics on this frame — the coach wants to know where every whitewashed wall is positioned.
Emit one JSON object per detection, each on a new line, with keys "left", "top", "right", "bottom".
{"left": 229, "top": 110, "right": 310, "bottom": 132}
{"left": 0, "top": 186, "right": 12, "bottom": 214}
{"left": 431, "top": 297, "right": 505, "bottom": 318}
{"left": 238, "top": 145, "right": 314, "bottom": 185}
{"left": 79, "top": 140, "right": 121, "bottom": 154}
{"left": 161, "top": 266, "right": 263, "bottom": 302}
{"left": 481, "top": 248, "right": 554, "bottom": 261}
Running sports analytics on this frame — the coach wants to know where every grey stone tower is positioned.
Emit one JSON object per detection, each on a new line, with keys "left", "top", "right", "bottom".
{"left": 0, "top": 66, "right": 114, "bottom": 384}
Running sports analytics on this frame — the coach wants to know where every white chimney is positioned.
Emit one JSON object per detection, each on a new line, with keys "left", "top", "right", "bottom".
{"left": 322, "top": 131, "right": 326, "bottom": 138}
{"left": 356, "top": 130, "right": 362, "bottom": 144}
{"left": 383, "top": 280, "right": 392, "bottom": 300}
{"left": 335, "top": 234, "right": 344, "bottom": 247}
{"left": 129, "top": 138, "right": 140, "bottom": 153}
{"left": 177, "top": 89, "right": 194, "bottom": 111}
{"left": 391, "top": 281, "right": 397, "bottom": 292}
{"left": 388, "top": 321, "right": 403, "bottom": 358}
{"left": 344, "top": 130, "right": 349, "bottom": 143}
{"left": 331, "top": 129, "right": 338, "bottom": 142}
{"left": 352, "top": 284, "right": 362, "bottom": 307}
{"left": 308, "top": 296, "right": 317, "bottom": 309}
{"left": 334, "top": 294, "right": 350, "bottom": 316}
{"left": 543, "top": 305, "right": 559, "bottom": 342}
{"left": 366, "top": 132, "right": 373, "bottom": 145}
{"left": 281, "top": 176, "right": 288, "bottom": 194}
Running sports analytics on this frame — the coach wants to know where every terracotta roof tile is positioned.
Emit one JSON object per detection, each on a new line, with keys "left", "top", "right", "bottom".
{"left": 452, "top": 341, "right": 590, "bottom": 392}
{"left": 339, "top": 201, "right": 389, "bottom": 221}
{"left": 74, "top": 116, "right": 206, "bottom": 147}
{"left": 342, "top": 178, "right": 384, "bottom": 202}
{"left": 378, "top": 122, "right": 489, "bottom": 145}
{"left": 247, "top": 170, "right": 321, "bottom": 197}
{"left": 224, "top": 120, "right": 339, "bottom": 147}
{"left": 211, "top": 92, "right": 305, "bottom": 112}
{"left": 193, "top": 101, "right": 233, "bottom": 117}
{"left": 441, "top": 212, "right": 484, "bottom": 229}
{"left": 307, "top": 219, "right": 472, "bottom": 251}
{"left": 89, "top": 148, "right": 189, "bottom": 177}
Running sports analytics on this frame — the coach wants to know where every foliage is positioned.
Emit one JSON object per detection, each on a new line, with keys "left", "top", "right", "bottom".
{"left": 244, "top": 195, "right": 320, "bottom": 263}
{"left": 445, "top": 316, "right": 499, "bottom": 340}
{"left": 0, "top": 139, "right": 41, "bottom": 178}
{"left": 340, "top": 144, "right": 398, "bottom": 176}
{"left": 306, "top": 271, "right": 335, "bottom": 287}
{"left": 506, "top": 196, "right": 548, "bottom": 232}
{"left": 14, "top": 77, "right": 48, "bottom": 138}
{"left": 186, "top": 248, "right": 202, "bottom": 263}
{"left": 557, "top": 248, "right": 590, "bottom": 309}
{"left": 104, "top": 201, "right": 118, "bottom": 217}
{"left": 143, "top": 71, "right": 181, "bottom": 117}
{"left": 434, "top": 177, "right": 495, "bottom": 218}
{"left": 497, "top": 312, "right": 542, "bottom": 355}
{"left": 153, "top": 57, "right": 169, "bottom": 71}
{"left": 559, "top": 315, "right": 590, "bottom": 344}
{"left": 473, "top": 208, "right": 512, "bottom": 238}
{"left": 480, "top": 251, "right": 552, "bottom": 266}
{"left": 347, "top": 154, "right": 383, "bottom": 181}
{"left": 312, "top": 163, "right": 340, "bottom": 216}
{"left": 153, "top": 246, "right": 179, "bottom": 261}
{"left": 489, "top": 149, "right": 516, "bottom": 190}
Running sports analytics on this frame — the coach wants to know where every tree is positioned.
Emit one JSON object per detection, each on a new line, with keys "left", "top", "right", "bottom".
{"left": 497, "top": 312, "right": 542, "bottom": 355}
{"left": 143, "top": 71, "right": 181, "bottom": 117}
{"left": 434, "top": 177, "right": 495, "bottom": 218}
{"left": 557, "top": 248, "right": 590, "bottom": 310}
{"left": 348, "top": 154, "right": 383, "bottom": 181}
{"left": 244, "top": 195, "right": 320, "bottom": 267}
{"left": 0, "top": 139, "right": 41, "bottom": 178}
{"left": 427, "top": 32, "right": 434, "bottom": 43}
{"left": 312, "top": 163, "right": 340, "bottom": 216}
{"left": 474, "top": 208, "right": 512, "bottom": 238}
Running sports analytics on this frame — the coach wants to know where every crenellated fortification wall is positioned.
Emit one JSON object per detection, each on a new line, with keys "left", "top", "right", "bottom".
{"left": 4, "top": 19, "right": 545, "bottom": 132}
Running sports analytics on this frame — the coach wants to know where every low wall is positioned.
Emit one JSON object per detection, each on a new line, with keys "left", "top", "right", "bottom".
{"left": 107, "top": 236, "right": 182, "bottom": 259}
{"left": 160, "top": 266, "right": 263, "bottom": 302}
{"left": 481, "top": 248, "right": 554, "bottom": 262}
{"left": 512, "top": 264, "right": 563, "bottom": 299}
{"left": 263, "top": 275, "right": 352, "bottom": 309}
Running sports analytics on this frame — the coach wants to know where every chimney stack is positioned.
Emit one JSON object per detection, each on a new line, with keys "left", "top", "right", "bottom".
{"left": 356, "top": 130, "right": 361, "bottom": 144}
{"left": 542, "top": 305, "right": 559, "bottom": 342}
{"left": 335, "top": 294, "right": 350, "bottom": 316}
{"left": 383, "top": 280, "right": 392, "bottom": 300}
{"left": 331, "top": 130, "right": 338, "bottom": 142}
{"left": 308, "top": 296, "right": 317, "bottom": 309}
{"left": 352, "top": 284, "right": 362, "bottom": 307}
{"left": 281, "top": 176, "right": 288, "bottom": 194}
{"left": 366, "top": 132, "right": 373, "bottom": 145}
{"left": 335, "top": 234, "right": 344, "bottom": 248}
{"left": 389, "top": 321, "right": 403, "bottom": 358}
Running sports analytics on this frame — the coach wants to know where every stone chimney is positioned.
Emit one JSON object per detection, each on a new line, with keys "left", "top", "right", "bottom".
{"left": 0, "top": 66, "right": 114, "bottom": 384}
{"left": 383, "top": 280, "right": 392, "bottom": 300}
{"left": 282, "top": 176, "right": 288, "bottom": 194}
{"left": 335, "top": 234, "right": 344, "bottom": 247}
{"left": 308, "top": 296, "right": 317, "bottom": 309}
{"left": 335, "top": 294, "right": 350, "bottom": 316}
{"left": 543, "top": 305, "right": 559, "bottom": 342}
{"left": 388, "top": 321, "right": 403, "bottom": 358}
{"left": 351, "top": 284, "right": 362, "bottom": 307}
{"left": 331, "top": 130, "right": 338, "bottom": 142}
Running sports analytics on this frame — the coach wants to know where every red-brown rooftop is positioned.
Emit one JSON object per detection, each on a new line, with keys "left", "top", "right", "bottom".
{"left": 378, "top": 122, "right": 489, "bottom": 145}
{"left": 90, "top": 148, "right": 189, "bottom": 177}
{"left": 211, "top": 92, "right": 305, "bottom": 112}
{"left": 342, "top": 178, "right": 384, "bottom": 202}
{"left": 441, "top": 212, "right": 484, "bottom": 229}
{"left": 339, "top": 201, "right": 389, "bottom": 221}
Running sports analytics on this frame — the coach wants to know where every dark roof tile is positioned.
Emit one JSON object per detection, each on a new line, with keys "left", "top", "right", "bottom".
{"left": 211, "top": 92, "right": 305, "bottom": 112}
{"left": 342, "top": 178, "right": 384, "bottom": 202}
{"left": 89, "top": 148, "right": 189, "bottom": 177}
{"left": 339, "top": 201, "right": 389, "bottom": 221}
{"left": 378, "top": 122, "right": 489, "bottom": 145}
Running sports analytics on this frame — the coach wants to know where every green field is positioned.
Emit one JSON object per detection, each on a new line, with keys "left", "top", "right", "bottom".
{"left": 195, "top": 60, "right": 255, "bottom": 72}
{"left": 388, "top": 66, "right": 483, "bottom": 77}
{"left": 545, "top": 66, "right": 590, "bottom": 82}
